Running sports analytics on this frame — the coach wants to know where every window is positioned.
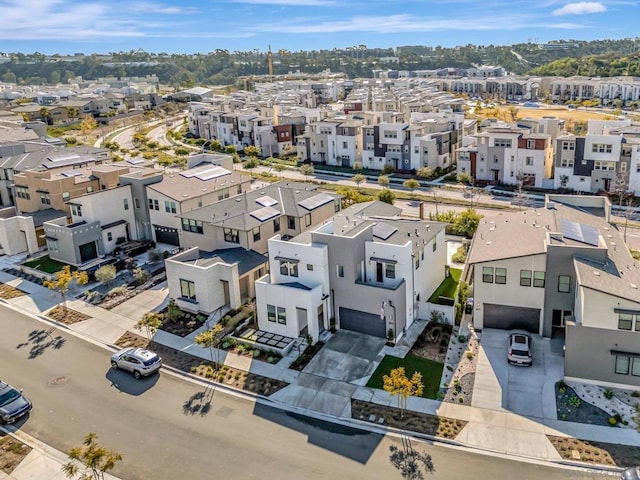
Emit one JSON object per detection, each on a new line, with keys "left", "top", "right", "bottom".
{"left": 525, "top": 156, "right": 534, "bottom": 166}
{"left": 47, "top": 239, "right": 58, "bottom": 252}
{"left": 482, "top": 267, "right": 494, "bottom": 283}
{"left": 252, "top": 226, "right": 261, "bottom": 242}
{"left": 307, "top": 264, "right": 313, "bottom": 271}
{"left": 383, "top": 130, "right": 398, "bottom": 139}
{"left": 273, "top": 217, "right": 280, "bottom": 232}
{"left": 634, "top": 358, "right": 640, "bottom": 377}
{"left": 615, "top": 355, "right": 630, "bottom": 375}
{"left": 415, "top": 256, "right": 419, "bottom": 270}
{"left": 305, "top": 213, "right": 311, "bottom": 227}
{"left": 237, "top": 184, "right": 242, "bottom": 195}
{"left": 279, "top": 260, "right": 298, "bottom": 277}
{"left": 432, "top": 240, "right": 437, "bottom": 252}
{"left": 527, "top": 139, "right": 535, "bottom": 149}
{"left": 533, "top": 271, "right": 545, "bottom": 288}
{"left": 562, "top": 141, "right": 575, "bottom": 151}
{"left": 560, "top": 158, "right": 574, "bottom": 168}
{"left": 87, "top": 186, "right": 94, "bottom": 193}
{"left": 148, "top": 199, "right": 159, "bottom": 210}
{"left": 164, "top": 200, "right": 177, "bottom": 213}
{"left": 558, "top": 275, "right": 571, "bottom": 293}
{"left": 182, "top": 218, "right": 203, "bottom": 234}
{"left": 71, "top": 204, "right": 82, "bottom": 216}
{"left": 62, "top": 191, "right": 70, "bottom": 201}
{"left": 180, "top": 279, "right": 196, "bottom": 301}
{"left": 277, "top": 306, "right": 287, "bottom": 324}
{"left": 385, "top": 264, "right": 396, "bottom": 279}
{"left": 217, "top": 188, "right": 230, "bottom": 201}
{"left": 342, "top": 141, "right": 348, "bottom": 149}
{"left": 40, "top": 192, "right": 51, "bottom": 205}
{"left": 494, "top": 138, "right": 512, "bottom": 148}
{"left": 134, "top": 198, "right": 140, "bottom": 209}
{"left": 618, "top": 313, "right": 634, "bottom": 331}
{"left": 267, "top": 304, "right": 276, "bottom": 323}
{"left": 123, "top": 198, "right": 129, "bottom": 211}
{"left": 495, "top": 267, "right": 506, "bottom": 284}
{"left": 520, "top": 270, "right": 532, "bottom": 287}
{"left": 337, "top": 265, "right": 344, "bottom": 278}
{"left": 620, "top": 162, "right": 628, "bottom": 173}
{"left": 107, "top": 232, "right": 113, "bottom": 242}
{"left": 15, "top": 186, "right": 30, "bottom": 200}
{"left": 287, "top": 216, "right": 296, "bottom": 229}
{"left": 334, "top": 200, "right": 340, "bottom": 212}
{"left": 223, "top": 228, "right": 239, "bottom": 243}
{"left": 592, "top": 143, "right": 613, "bottom": 153}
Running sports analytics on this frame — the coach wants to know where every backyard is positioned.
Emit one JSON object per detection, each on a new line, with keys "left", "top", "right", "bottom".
{"left": 22, "top": 255, "right": 75, "bottom": 274}
{"left": 366, "top": 354, "right": 444, "bottom": 399}
{"left": 428, "top": 267, "right": 462, "bottom": 304}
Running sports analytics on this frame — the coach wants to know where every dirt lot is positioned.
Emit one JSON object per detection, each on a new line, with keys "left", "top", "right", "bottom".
{"left": 0, "top": 435, "right": 31, "bottom": 474}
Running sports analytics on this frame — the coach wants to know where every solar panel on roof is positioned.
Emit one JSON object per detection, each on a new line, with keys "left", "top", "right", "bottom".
{"left": 256, "top": 195, "right": 278, "bottom": 207}
{"left": 560, "top": 219, "right": 599, "bottom": 246}
{"left": 127, "top": 158, "right": 144, "bottom": 165}
{"left": 48, "top": 153, "right": 80, "bottom": 162}
{"left": 250, "top": 206, "right": 280, "bottom": 222}
{"left": 61, "top": 170, "right": 83, "bottom": 177}
{"left": 372, "top": 223, "right": 398, "bottom": 241}
{"left": 298, "top": 193, "right": 334, "bottom": 211}
{"left": 179, "top": 164, "right": 228, "bottom": 181}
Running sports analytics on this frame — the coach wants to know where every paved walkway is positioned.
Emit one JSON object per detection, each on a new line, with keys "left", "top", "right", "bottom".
{"left": 0, "top": 270, "right": 633, "bottom": 477}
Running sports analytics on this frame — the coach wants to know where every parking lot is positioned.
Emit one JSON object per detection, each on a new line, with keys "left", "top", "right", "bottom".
{"left": 472, "top": 328, "right": 565, "bottom": 419}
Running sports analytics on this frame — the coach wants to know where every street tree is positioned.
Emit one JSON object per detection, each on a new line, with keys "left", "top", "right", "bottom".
{"left": 352, "top": 173, "right": 366, "bottom": 189}
{"left": 274, "top": 163, "right": 286, "bottom": 177}
{"left": 244, "top": 157, "right": 258, "bottom": 176}
{"left": 195, "top": 323, "right": 224, "bottom": 371}
{"left": 378, "top": 174, "right": 390, "bottom": 188}
{"left": 300, "top": 163, "right": 314, "bottom": 182}
{"left": 378, "top": 188, "right": 396, "bottom": 205}
{"left": 80, "top": 116, "right": 97, "bottom": 135}
{"left": 383, "top": 367, "right": 424, "bottom": 418}
{"left": 61, "top": 432, "right": 122, "bottom": 480}
{"left": 403, "top": 178, "right": 420, "bottom": 198}
{"left": 134, "top": 312, "right": 163, "bottom": 340}
{"left": 243, "top": 145, "right": 261, "bottom": 157}
{"left": 453, "top": 208, "right": 482, "bottom": 238}
{"left": 94, "top": 264, "right": 116, "bottom": 287}
{"left": 44, "top": 266, "right": 88, "bottom": 308}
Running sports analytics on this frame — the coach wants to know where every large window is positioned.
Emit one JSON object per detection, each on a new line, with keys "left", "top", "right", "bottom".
{"left": 40, "top": 192, "right": 51, "bottom": 205}
{"left": 279, "top": 260, "right": 298, "bottom": 277}
{"left": 15, "top": 186, "right": 29, "bottom": 200}
{"left": 287, "top": 216, "right": 296, "bottom": 229}
{"left": 520, "top": 270, "right": 532, "bottom": 287}
{"left": 148, "top": 198, "right": 159, "bottom": 210}
{"left": 224, "top": 228, "right": 239, "bottom": 243}
{"left": 533, "top": 271, "right": 545, "bottom": 288}
{"left": 482, "top": 266, "right": 494, "bottom": 283}
{"left": 525, "top": 156, "right": 534, "bottom": 166}
{"left": 592, "top": 143, "right": 613, "bottom": 154}
{"left": 305, "top": 213, "right": 312, "bottom": 227}
{"left": 164, "top": 200, "right": 177, "bottom": 213}
{"left": 558, "top": 275, "right": 571, "bottom": 293}
{"left": 495, "top": 268, "right": 506, "bottom": 284}
{"left": 494, "top": 138, "right": 512, "bottom": 148}
{"left": 180, "top": 279, "right": 196, "bottom": 301}
{"left": 615, "top": 355, "right": 630, "bottom": 375}
{"left": 267, "top": 304, "right": 276, "bottom": 323}
{"left": 277, "top": 306, "right": 286, "bottom": 324}
{"left": 385, "top": 264, "right": 396, "bottom": 279}
{"left": 562, "top": 141, "right": 575, "bottom": 151}
{"left": 273, "top": 217, "right": 280, "bottom": 232}
{"left": 560, "top": 158, "right": 574, "bottom": 168}
{"left": 218, "top": 188, "right": 230, "bottom": 201}
{"left": 618, "top": 313, "right": 634, "bottom": 331}
{"left": 252, "top": 226, "right": 261, "bottom": 242}
{"left": 182, "top": 218, "right": 203, "bottom": 234}
{"left": 337, "top": 265, "right": 344, "bottom": 278}
{"left": 71, "top": 204, "right": 82, "bottom": 217}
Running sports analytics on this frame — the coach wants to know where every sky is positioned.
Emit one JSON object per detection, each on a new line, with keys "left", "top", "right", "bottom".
{"left": 0, "top": 0, "right": 638, "bottom": 55}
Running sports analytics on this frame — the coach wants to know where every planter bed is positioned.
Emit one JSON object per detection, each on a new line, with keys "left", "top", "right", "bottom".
{"left": 0, "top": 436, "right": 31, "bottom": 475}
{"left": 46, "top": 305, "right": 91, "bottom": 325}
{"left": 548, "top": 435, "right": 640, "bottom": 467}
{"left": 0, "top": 282, "right": 26, "bottom": 299}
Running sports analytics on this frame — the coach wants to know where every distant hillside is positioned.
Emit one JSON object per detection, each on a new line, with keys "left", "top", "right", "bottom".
{"left": 0, "top": 38, "right": 639, "bottom": 87}
{"left": 527, "top": 52, "right": 640, "bottom": 77}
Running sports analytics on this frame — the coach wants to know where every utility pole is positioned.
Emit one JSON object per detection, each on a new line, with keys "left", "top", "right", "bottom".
{"left": 267, "top": 45, "right": 273, "bottom": 81}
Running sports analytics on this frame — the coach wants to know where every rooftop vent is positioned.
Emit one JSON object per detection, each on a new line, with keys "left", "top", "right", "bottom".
{"left": 632, "top": 283, "right": 638, "bottom": 289}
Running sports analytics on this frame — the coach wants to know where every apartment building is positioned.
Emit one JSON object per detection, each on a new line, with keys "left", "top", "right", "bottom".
{"left": 255, "top": 201, "right": 447, "bottom": 342}
{"left": 468, "top": 194, "right": 640, "bottom": 388}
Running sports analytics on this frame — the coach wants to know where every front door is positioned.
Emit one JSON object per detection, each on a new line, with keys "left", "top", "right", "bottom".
{"left": 317, "top": 304, "right": 324, "bottom": 334}
{"left": 376, "top": 262, "right": 383, "bottom": 283}
{"left": 603, "top": 178, "right": 611, "bottom": 191}
{"left": 221, "top": 280, "right": 230, "bottom": 307}
{"left": 493, "top": 170, "right": 500, "bottom": 182}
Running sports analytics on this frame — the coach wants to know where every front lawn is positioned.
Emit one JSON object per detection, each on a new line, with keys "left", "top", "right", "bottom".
{"left": 23, "top": 256, "right": 75, "bottom": 274}
{"left": 367, "top": 354, "right": 444, "bottom": 399}
{"left": 428, "top": 267, "right": 461, "bottom": 304}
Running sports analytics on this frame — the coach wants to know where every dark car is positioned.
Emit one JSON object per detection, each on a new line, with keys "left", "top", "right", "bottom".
{"left": 0, "top": 381, "right": 32, "bottom": 424}
{"left": 622, "top": 466, "right": 640, "bottom": 480}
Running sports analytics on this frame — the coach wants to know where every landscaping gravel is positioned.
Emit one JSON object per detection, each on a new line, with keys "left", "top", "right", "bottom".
{"left": 556, "top": 383, "right": 612, "bottom": 426}
{"left": 443, "top": 373, "right": 474, "bottom": 406}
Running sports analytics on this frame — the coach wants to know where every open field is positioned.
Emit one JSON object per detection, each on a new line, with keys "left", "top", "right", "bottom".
{"left": 472, "top": 105, "right": 640, "bottom": 123}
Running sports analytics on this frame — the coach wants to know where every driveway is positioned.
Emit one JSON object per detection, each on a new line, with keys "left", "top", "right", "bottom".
{"left": 472, "top": 328, "right": 564, "bottom": 419}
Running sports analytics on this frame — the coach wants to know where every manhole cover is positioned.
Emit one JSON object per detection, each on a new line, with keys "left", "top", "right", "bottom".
{"left": 47, "top": 376, "right": 68, "bottom": 387}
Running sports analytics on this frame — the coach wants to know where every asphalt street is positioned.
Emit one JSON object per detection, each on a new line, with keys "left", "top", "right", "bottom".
{"left": 0, "top": 305, "right": 612, "bottom": 479}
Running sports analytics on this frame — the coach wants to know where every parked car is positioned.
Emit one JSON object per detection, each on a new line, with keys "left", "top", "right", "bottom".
{"left": 111, "top": 347, "right": 162, "bottom": 379}
{"left": 622, "top": 466, "right": 640, "bottom": 480}
{"left": 507, "top": 331, "right": 532, "bottom": 366}
{"left": 0, "top": 381, "right": 32, "bottom": 423}
{"left": 465, "top": 297, "right": 474, "bottom": 314}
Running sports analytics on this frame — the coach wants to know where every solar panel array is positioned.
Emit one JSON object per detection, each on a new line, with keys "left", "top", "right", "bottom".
{"left": 180, "top": 164, "right": 229, "bottom": 181}
{"left": 298, "top": 193, "right": 334, "bottom": 211}
{"left": 256, "top": 195, "right": 279, "bottom": 207}
{"left": 49, "top": 153, "right": 80, "bottom": 162}
{"left": 372, "top": 223, "right": 398, "bottom": 241}
{"left": 127, "top": 158, "right": 145, "bottom": 165}
{"left": 560, "top": 219, "right": 599, "bottom": 246}
{"left": 250, "top": 206, "right": 280, "bottom": 222}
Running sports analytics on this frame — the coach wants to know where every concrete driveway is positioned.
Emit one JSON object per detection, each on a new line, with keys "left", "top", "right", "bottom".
{"left": 472, "top": 328, "right": 564, "bottom": 420}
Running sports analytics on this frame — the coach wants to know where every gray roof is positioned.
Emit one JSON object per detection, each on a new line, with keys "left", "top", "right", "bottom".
{"left": 27, "top": 208, "right": 67, "bottom": 227}
{"left": 179, "top": 247, "right": 267, "bottom": 275}
{"left": 0, "top": 144, "right": 110, "bottom": 172}
{"left": 147, "top": 168, "right": 248, "bottom": 202}
{"left": 179, "top": 182, "right": 339, "bottom": 231}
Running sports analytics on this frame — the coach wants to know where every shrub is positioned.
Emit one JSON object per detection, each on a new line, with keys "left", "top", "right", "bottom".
{"left": 236, "top": 343, "right": 247, "bottom": 354}
{"left": 632, "top": 391, "right": 640, "bottom": 398}
{"left": 568, "top": 396, "right": 581, "bottom": 408}
{"left": 252, "top": 349, "right": 261, "bottom": 358}
{"left": 133, "top": 267, "right": 150, "bottom": 286}
{"left": 234, "top": 372, "right": 241, "bottom": 380}
{"left": 107, "top": 285, "right": 128, "bottom": 298}
{"left": 465, "top": 351, "right": 474, "bottom": 360}
{"left": 458, "top": 334, "right": 468, "bottom": 343}
{"left": 604, "top": 388, "right": 614, "bottom": 400}
{"left": 147, "top": 248, "right": 165, "bottom": 263}
{"left": 190, "top": 366, "right": 197, "bottom": 373}
{"left": 458, "top": 397, "right": 464, "bottom": 403}
{"left": 608, "top": 416, "right": 618, "bottom": 426}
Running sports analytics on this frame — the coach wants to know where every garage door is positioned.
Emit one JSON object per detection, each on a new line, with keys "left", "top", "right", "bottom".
{"left": 79, "top": 241, "right": 98, "bottom": 263}
{"left": 483, "top": 303, "right": 540, "bottom": 333}
{"left": 339, "top": 307, "right": 386, "bottom": 338}
{"left": 154, "top": 226, "right": 179, "bottom": 246}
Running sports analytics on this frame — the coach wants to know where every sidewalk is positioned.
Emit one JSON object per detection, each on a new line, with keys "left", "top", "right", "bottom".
{"left": 0, "top": 270, "right": 631, "bottom": 476}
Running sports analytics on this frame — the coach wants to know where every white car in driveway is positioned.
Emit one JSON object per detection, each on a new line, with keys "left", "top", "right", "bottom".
{"left": 111, "top": 347, "right": 162, "bottom": 379}
{"left": 507, "top": 330, "right": 532, "bottom": 366}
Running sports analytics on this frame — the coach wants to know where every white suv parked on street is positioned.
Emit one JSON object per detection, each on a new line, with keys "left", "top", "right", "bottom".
{"left": 111, "top": 347, "right": 162, "bottom": 379}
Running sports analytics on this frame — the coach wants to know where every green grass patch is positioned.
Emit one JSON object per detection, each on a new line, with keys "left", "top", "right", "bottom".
{"left": 23, "top": 256, "right": 76, "bottom": 274}
{"left": 367, "top": 354, "right": 444, "bottom": 399}
{"left": 428, "top": 267, "right": 462, "bottom": 304}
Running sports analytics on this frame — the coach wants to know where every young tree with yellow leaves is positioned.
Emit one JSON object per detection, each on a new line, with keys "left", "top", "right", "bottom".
{"left": 44, "top": 265, "right": 89, "bottom": 308}
{"left": 383, "top": 367, "right": 424, "bottom": 418}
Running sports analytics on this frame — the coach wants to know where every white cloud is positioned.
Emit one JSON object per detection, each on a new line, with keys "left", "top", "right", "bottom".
{"left": 552, "top": 2, "right": 607, "bottom": 15}
{"left": 232, "top": 0, "right": 335, "bottom": 5}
